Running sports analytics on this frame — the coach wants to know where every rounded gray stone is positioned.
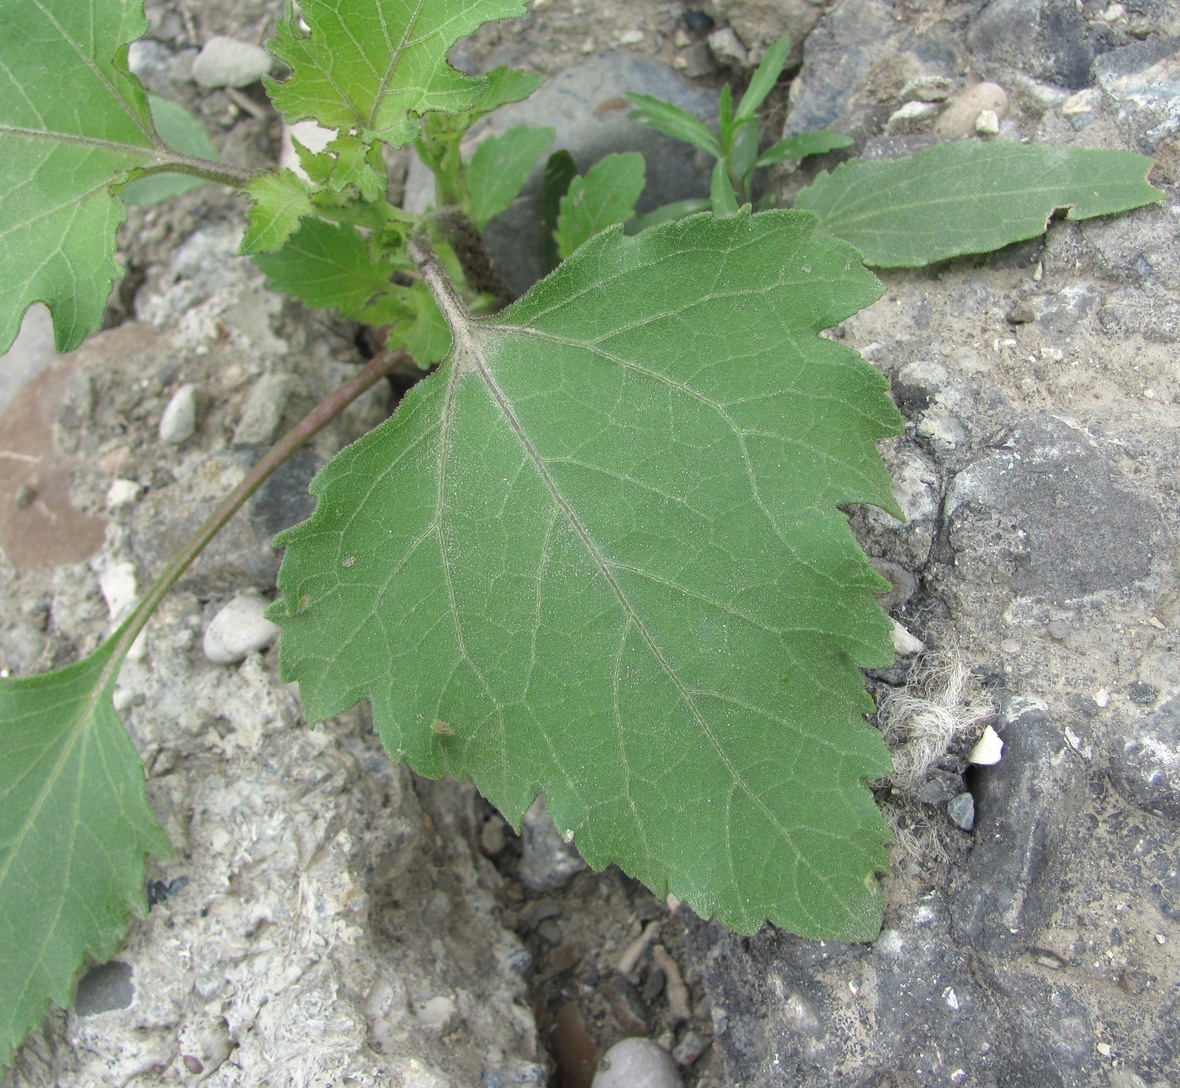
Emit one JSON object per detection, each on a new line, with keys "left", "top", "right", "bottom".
{"left": 191, "top": 36, "right": 273, "bottom": 89}
{"left": 592, "top": 1038, "right": 682, "bottom": 1088}
{"left": 203, "top": 592, "right": 281, "bottom": 665}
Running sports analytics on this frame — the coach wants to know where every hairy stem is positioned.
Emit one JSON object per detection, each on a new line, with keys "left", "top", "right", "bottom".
{"left": 428, "top": 207, "right": 515, "bottom": 309}
{"left": 138, "top": 151, "right": 257, "bottom": 189}
{"left": 112, "top": 349, "right": 404, "bottom": 660}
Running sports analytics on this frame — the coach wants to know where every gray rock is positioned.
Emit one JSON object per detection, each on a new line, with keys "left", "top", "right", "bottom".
{"left": 158, "top": 382, "right": 198, "bottom": 444}
{"left": 946, "top": 790, "right": 975, "bottom": 830}
{"left": 944, "top": 414, "right": 1166, "bottom": 605}
{"left": 707, "top": 27, "right": 748, "bottom": 70}
{"left": 191, "top": 36, "right": 273, "bottom": 89}
{"left": 74, "top": 962, "right": 134, "bottom": 1017}
{"left": 518, "top": 795, "right": 588, "bottom": 892}
{"left": 706, "top": 0, "right": 829, "bottom": 66}
{"left": 202, "top": 592, "right": 281, "bottom": 665}
{"left": 952, "top": 701, "right": 1088, "bottom": 953}
{"left": 1096, "top": 37, "right": 1180, "bottom": 152}
{"left": 1105, "top": 696, "right": 1180, "bottom": 820}
{"left": 965, "top": 0, "right": 1114, "bottom": 90}
{"left": 784, "top": 0, "right": 967, "bottom": 143}
{"left": 232, "top": 373, "right": 294, "bottom": 446}
{"left": 592, "top": 1038, "right": 682, "bottom": 1088}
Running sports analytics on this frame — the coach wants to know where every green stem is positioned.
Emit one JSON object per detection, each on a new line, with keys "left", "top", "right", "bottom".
{"left": 111, "top": 349, "right": 404, "bottom": 660}
{"left": 139, "top": 151, "right": 257, "bottom": 189}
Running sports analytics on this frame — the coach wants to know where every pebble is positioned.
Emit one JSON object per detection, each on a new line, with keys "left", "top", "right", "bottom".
{"left": 106, "top": 478, "right": 143, "bottom": 509}
{"left": 934, "top": 82, "right": 1009, "bottom": 139}
{"left": 592, "top": 1038, "right": 682, "bottom": 1088}
{"left": 159, "top": 383, "right": 198, "bottom": 444}
{"left": 233, "top": 373, "right": 293, "bottom": 445}
{"left": 707, "top": 27, "right": 748, "bottom": 69}
{"left": 968, "top": 724, "right": 1004, "bottom": 765}
{"left": 519, "top": 796, "right": 588, "bottom": 891}
{"left": 947, "top": 791, "right": 976, "bottom": 830}
{"left": 203, "top": 592, "right": 281, "bottom": 665}
{"left": 191, "top": 36, "right": 273, "bottom": 89}
{"left": 99, "top": 561, "right": 139, "bottom": 623}
{"left": 891, "top": 620, "right": 925, "bottom": 657}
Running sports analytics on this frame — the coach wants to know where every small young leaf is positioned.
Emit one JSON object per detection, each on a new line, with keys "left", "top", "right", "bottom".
{"left": 271, "top": 210, "right": 902, "bottom": 940}
{"left": 0, "top": 635, "right": 170, "bottom": 1072}
{"left": 469, "top": 66, "right": 547, "bottom": 116}
{"left": 321, "top": 135, "right": 389, "bottom": 202}
{"left": 735, "top": 34, "right": 791, "bottom": 123}
{"left": 797, "top": 139, "right": 1163, "bottom": 267}
{"left": 121, "top": 96, "right": 220, "bottom": 206}
{"left": 250, "top": 218, "right": 408, "bottom": 323}
{"left": 626, "top": 94, "right": 721, "bottom": 158}
{"left": 540, "top": 150, "right": 579, "bottom": 275}
{"left": 389, "top": 280, "right": 451, "bottom": 368}
{"left": 0, "top": 0, "right": 157, "bottom": 352}
{"left": 265, "top": 0, "right": 528, "bottom": 147}
{"left": 710, "top": 159, "right": 740, "bottom": 215}
{"left": 241, "top": 169, "right": 316, "bottom": 254}
{"left": 466, "top": 125, "right": 555, "bottom": 227}
{"left": 555, "top": 153, "right": 646, "bottom": 259}
{"left": 754, "top": 130, "right": 855, "bottom": 170}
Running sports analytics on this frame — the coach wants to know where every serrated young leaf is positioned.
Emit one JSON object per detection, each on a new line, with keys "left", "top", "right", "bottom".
{"left": 797, "top": 139, "right": 1163, "bottom": 267}
{"left": 469, "top": 66, "right": 547, "bottom": 117}
{"left": 0, "top": 0, "right": 161, "bottom": 352}
{"left": 555, "top": 153, "right": 646, "bottom": 260}
{"left": 466, "top": 126, "right": 555, "bottom": 228}
{"left": 0, "top": 634, "right": 170, "bottom": 1072}
{"left": 271, "top": 210, "right": 902, "bottom": 939}
{"left": 121, "top": 96, "right": 220, "bottom": 206}
{"left": 322, "top": 135, "right": 388, "bottom": 202}
{"left": 241, "top": 169, "right": 315, "bottom": 254}
{"left": 539, "top": 150, "right": 578, "bottom": 275}
{"left": 265, "top": 0, "right": 528, "bottom": 147}
{"left": 387, "top": 280, "right": 451, "bottom": 368}
{"left": 250, "top": 217, "right": 407, "bottom": 321}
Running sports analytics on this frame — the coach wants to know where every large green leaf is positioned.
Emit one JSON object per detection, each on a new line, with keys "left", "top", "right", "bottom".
{"left": 0, "top": 0, "right": 159, "bottom": 352}
{"left": 271, "top": 210, "right": 902, "bottom": 939}
{"left": 0, "top": 633, "right": 170, "bottom": 1071}
{"left": 265, "top": 0, "right": 529, "bottom": 147}
{"left": 797, "top": 139, "right": 1163, "bottom": 267}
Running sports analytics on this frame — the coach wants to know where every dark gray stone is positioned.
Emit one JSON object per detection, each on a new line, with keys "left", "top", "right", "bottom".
{"left": 74, "top": 961, "right": 134, "bottom": 1017}
{"left": 947, "top": 791, "right": 975, "bottom": 830}
{"left": 965, "top": 0, "right": 1116, "bottom": 90}
{"left": 944, "top": 414, "right": 1166, "bottom": 604}
{"left": 784, "top": 0, "right": 968, "bottom": 143}
{"left": 1105, "top": 696, "right": 1180, "bottom": 820}
{"left": 1094, "top": 37, "right": 1180, "bottom": 152}
{"left": 517, "top": 796, "right": 587, "bottom": 892}
{"left": 951, "top": 702, "right": 1088, "bottom": 953}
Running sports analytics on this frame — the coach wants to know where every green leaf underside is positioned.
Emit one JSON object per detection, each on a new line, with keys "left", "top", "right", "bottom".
{"left": 0, "top": 634, "right": 170, "bottom": 1071}
{"left": 266, "top": 0, "right": 529, "bottom": 147}
{"left": 121, "top": 95, "right": 219, "bottom": 206}
{"left": 555, "top": 152, "right": 646, "bottom": 260}
{"left": 798, "top": 139, "right": 1163, "bottom": 267}
{"left": 272, "top": 210, "right": 902, "bottom": 939}
{"left": 0, "top": 0, "right": 160, "bottom": 353}
{"left": 241, "top": 168, "right": 316, "bottom": 254}
{"left": 466, "top": 125, "right": 555, "bottom": 227}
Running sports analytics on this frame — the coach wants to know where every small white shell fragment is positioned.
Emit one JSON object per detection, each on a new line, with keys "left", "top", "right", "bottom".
{"left": 968, "top": 724, "right": 1004, "bottom": 765}
{"left": 891, "top": 619, "right": 926, "bottom": 656}
{"left": 106, "top": 478, "right": 143, "bottom": 509}
{"left": 203, "top": 592, "right": 281, "bottom": 665}
{"left": 1094, "top": 688, "right": 1111, "bottom": 708}
{"left": 99, "top": 561, "right": 139, "bottom": 623}
{"left": 159, "top": 383, "right": 199, "bottom": 444}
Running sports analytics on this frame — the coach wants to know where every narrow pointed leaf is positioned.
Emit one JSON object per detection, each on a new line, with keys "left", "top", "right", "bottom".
{"left": 555, "top": 152, "right": 646, "bottom": 259}
{"left": 0, "top": 0, "right": 162, "bottom": 352}
{"left": 627, "top": 94, "right": 721, "bottom": 158}
{"left": 798, "top": 139, "right": 1163, "bottom": 267}
{"left": 271, "top": 210, "right": 902, "bottom": 940}
{"left": 466, "top": 125, "right": 555, "bottom": 227}
{"left": 265, "top": 0, "right": 528, "bottom": 147}
{"left": 0, "top": 635, "right": 170, "bottom": 1072}
{"left": 754, "top": 130, "right": 854, "bottom": 170}
{"left": 735, "top": 34, "right": 791, "bottom": 122}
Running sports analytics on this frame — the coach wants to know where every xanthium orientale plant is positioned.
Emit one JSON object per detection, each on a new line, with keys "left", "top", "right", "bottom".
{"left": 0, "top": 0, "right": 1162, "bottom": 1069}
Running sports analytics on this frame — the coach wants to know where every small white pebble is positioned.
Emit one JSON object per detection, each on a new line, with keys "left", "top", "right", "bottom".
{"left": 975, "top": 109, "right": 1000, "bottom": 135}
{"left": 159, "top": 383, "right": 199, "bottom": 444}
{"left": 203, "top": 592, "right": 281, "bottom": 665}
{"left": 1094, "top": 688, "right": 1111, "bottom": 708}
{"left": 1096, "top": 1042, "right": 1113, "bottom": 1058}
{"left": 106, "top": 478, "right": 143, "bottom": 509}
{"left": 619, "top": 28, "right": 644, "bottom": 45}
{"left": 99, "top": 561, "right": 139, "bottom": 624}
{"left": 968, "top": 724, "right": 1004, "bottom": 766}
{"left": 891, "top": 620, "right": 925, "bottom": 656}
